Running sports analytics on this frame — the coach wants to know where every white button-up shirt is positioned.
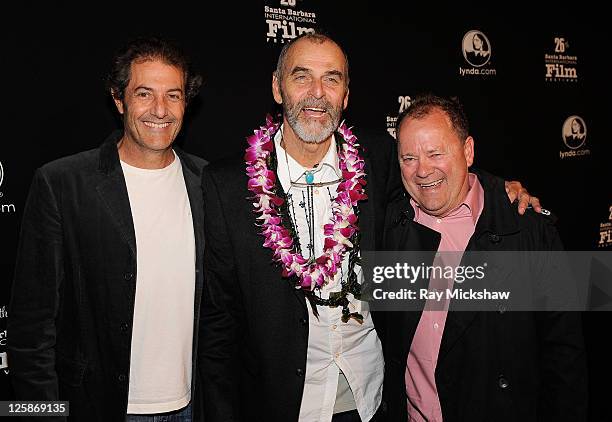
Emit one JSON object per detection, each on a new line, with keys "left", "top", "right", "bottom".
{"left": 275, "top": 128, "right": 384, "bottom": 422}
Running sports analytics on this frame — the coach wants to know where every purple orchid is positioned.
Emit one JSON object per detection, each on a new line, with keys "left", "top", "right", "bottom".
{"left": 245, "top": 116, "right": 367, "bottom": 292}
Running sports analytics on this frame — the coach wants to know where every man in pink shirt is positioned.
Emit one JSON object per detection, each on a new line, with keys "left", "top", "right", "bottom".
{"left": 376, "top": 94, "right": 587, "bottom": 421}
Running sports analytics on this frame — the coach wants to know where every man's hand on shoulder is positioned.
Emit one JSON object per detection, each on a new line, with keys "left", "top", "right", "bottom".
{"left": 505, "top": 180, "right": 543, "bottom": 215}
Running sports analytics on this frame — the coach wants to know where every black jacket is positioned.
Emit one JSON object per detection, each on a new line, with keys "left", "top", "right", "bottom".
{"left": 375, "top": 171, "right": 587, "bottom": 422}
{"left": 199, "top": 129, "right": 400, "bottom": 421}
{"left": 8, "top": 132, "right": 207, "bottom": 421}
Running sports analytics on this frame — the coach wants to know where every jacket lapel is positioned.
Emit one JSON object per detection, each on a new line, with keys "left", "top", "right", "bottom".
{"left": 96, "top": 133, "right": 136, "bottom": 256}
{"left": 175, "top": 148, "right": 205, "bottom": 268}
{"left": 384, "top": 201, "right": 443, "bottom": 359}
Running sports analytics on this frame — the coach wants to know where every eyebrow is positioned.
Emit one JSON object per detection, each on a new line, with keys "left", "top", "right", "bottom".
{"left": 400, "top": 147, "right": 443, "bottom": 157}
{"left": 134, "top": 85, "right": 184, "bottom": 93}
{"left": 289, "top": 67, "right": 344, "bottom": 79}
{"left": 324, "top": 70, "right": 344, "bottom": 79}
{"left": 290, "top": 66, "right": 310, "bottom": 76}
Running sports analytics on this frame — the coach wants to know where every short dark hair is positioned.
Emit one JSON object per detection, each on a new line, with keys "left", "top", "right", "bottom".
{"left": 396, "top": 94, "right": 469, "bottom": 142}
{"left": 274, "top": 32, "right": 350, "bottom": 86}
{"left": 107, "top": 36, "right": 203, "bottom": 104}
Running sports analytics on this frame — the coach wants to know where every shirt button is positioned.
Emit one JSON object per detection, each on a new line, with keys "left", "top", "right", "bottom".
{"left": 300, "top": 318, "right": 308, "bottom": 326}
{"left": 498, "top": 305, "right": 506, "bottom": 314}
{"left": 331, "top": 325, "right": 337, "bottom": 330}
{"left": 433, "top": 322, "right": 439, "bottom": 330}
{"left": 120, "top": 322, "right": 129, "bottom": 333}
{"left": 335, "top": 352, "right": 340, "bottom": 359}
{"left": 296, "top": 368, "right": 304, "bottom": 377}
{"left": 314, "top": 189, "right": 319, "bottom": 195}
{"left": 118, "top": 373, "right": 127, "bottom": 383}
{"left": 123, "top": 272, "right": 134, "bottom": 281}
{"left": 436, "top": 218, "right": 442, "bottom": 224}
{"left": 498, "top": 375, "right": 509, "bottom": 389}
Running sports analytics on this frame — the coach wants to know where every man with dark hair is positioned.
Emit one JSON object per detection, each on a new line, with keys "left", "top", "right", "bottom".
{"left": 380, "top": 94, "right": 587, "bottom": 421}
{"left": 199, "top": 34, "right": 538, "bottom": 422}
{"left": 9, "top": 37, "right": 205, "bottom": 421}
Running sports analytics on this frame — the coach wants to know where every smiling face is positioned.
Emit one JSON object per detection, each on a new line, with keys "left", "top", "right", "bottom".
{"left": 272, "top": 38, "right": 349, "bottom": 144}
{"left": 113, "top": 59, "right": 186, "bottom": 156}
{"left": 398, "top": 108, "right": 474, "bottom": 217}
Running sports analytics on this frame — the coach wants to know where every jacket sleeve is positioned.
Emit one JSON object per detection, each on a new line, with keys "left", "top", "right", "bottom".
{"left": 535, "top": 217, "right": 588, "bottom": 422}
{"left": 8, "top": 168, "right": 66, "bottom": 419}
{"left": 198, "top": 168, "right": 245, "bottom": 422}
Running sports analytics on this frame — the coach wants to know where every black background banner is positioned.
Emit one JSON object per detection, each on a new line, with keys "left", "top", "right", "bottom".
{"left": 1, "top": 2, "right": 609, "bottom": 420}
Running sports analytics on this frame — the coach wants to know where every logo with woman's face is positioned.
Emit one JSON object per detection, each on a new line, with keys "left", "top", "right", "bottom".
{"left": 462, "top": 30, "right": 492, "bottom": 67}
{"left": 562, "top": 115, "right": 587, "bottom": 149}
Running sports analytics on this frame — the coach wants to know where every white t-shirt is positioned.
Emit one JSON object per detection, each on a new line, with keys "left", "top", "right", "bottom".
{"left": 121, "top": 153, "right": 195, "bottom": 414}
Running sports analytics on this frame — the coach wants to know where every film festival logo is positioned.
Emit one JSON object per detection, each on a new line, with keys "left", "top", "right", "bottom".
{"left": 264, "top": 0, "right": 317, "bottom": 44}
{"left": 0, "top": 306, "right": 6, "bottom": 373}
{"left": 460, "top": 30, "right": 497, "bottom": 77}
{"left": 0, "top": 160, "right": 16, "bottom": 214}
{"left": 545, "top": 37, "right": 578, "bottom": 82}
{"left": 386, "top": 95, "right": 412, "bottom": 139}
{"left": 599, "top": 206, "right": 612, "bottom": 248}
{"left": 0, "top": 352, "right": 6, "bottom": 372}
{"left": 0, "top": 328, "right": 7, "bottom": 373}
{"left": 559, "top": 115, "right": 590, "bottom": 159}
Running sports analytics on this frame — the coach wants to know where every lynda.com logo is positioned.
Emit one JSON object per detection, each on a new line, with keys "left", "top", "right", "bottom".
{"left": 0, "top": 161, "right": 16, "bottom": 213}
{"left": 462, "top": 30, "right": 492, "bottom": 67}
{"left": 562, "top": 115, "right": 587, "bottom": 150}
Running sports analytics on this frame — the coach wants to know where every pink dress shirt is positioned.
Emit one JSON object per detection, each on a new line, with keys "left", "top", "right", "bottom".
{"left": 405, "top": 173, "right": 484, "bottom": 422}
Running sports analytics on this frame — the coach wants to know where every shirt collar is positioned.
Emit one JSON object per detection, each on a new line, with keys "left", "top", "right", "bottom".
{"left": 274, "top": 124, "right": 340, "bottom": 191}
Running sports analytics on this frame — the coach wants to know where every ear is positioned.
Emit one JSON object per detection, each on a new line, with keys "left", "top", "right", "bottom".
{"left": 342, "top": 87, "right": 350, "bottom": 110}
{"left": 272, "top": 73, "right": 282, "bottom": 105}
{"left": 111, "top": 89, "right": 124, "bottom": 115}
{"left": 464, "top": 136, "right": 474, "bottom": 167}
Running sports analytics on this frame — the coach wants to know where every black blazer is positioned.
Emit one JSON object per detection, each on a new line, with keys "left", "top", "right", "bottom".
{"left": 376, "top": 171, "right": 587, "bottom": 422}
{"left": 8, "top": 132, "right": 207, "bottom": 422}
{"left": 199, "top": 129, "right": 400, "bottom": 421}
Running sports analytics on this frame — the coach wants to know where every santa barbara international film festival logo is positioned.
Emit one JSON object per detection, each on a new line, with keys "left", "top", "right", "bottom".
{"left": 386, "top": 95, "right": 413, "bottom": 139}
{"left": 459, "top": 30, "right": 497, "bottom": 77}
{"left": 599, "top": 206, "right": 612, "bottom": 248}
{"left": 559, "top": 115, "right": 590, "bottom": 159}
{"left": 0, "top": 160, "right": 16, "bottom": 214}
{"left": 545, "top": 37, "right": 578, "bottom": 82}
{"left": 1, "top": 305, "right": 7, "bottom": 373}
{"left": 264, "top": 0, "right": 317, "bottom": 44}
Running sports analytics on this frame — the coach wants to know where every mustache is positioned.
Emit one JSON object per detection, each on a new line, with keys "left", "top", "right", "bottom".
{"left": 140, "top": 114, "right": 176, "bottom": 123}
{"left": 295, "top": 96, "right": 333, "bottom": 112}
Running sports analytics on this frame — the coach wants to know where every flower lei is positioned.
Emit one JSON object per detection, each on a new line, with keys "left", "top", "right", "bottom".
{"left": 245, "top": 115, "right": 367, "bottom": 323}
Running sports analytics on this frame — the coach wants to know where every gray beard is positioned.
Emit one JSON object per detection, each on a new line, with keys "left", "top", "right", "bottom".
{"left": 286, "top": 114, "right": 337, "bottom": 144}
{"left": 282, "top": 94, "right": 342, "bottom": 144}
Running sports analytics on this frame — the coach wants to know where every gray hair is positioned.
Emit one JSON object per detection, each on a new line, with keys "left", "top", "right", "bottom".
{"left": 274, "top": 32, "right": 350, "bottom": 86}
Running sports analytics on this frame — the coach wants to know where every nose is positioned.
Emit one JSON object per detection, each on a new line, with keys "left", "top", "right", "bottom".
{"left": 151, "top": 95, "right": 168, "bottom": 119}
{"left": 308, "top": 78, "right": 324, "bottom": 99}
{"left": 416, "top": 157, "right": 434, "bottom": 179}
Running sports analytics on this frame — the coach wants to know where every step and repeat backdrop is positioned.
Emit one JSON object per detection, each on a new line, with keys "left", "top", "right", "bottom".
{"left": 1, "top": 1, "right": 609, "bottom": 419}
